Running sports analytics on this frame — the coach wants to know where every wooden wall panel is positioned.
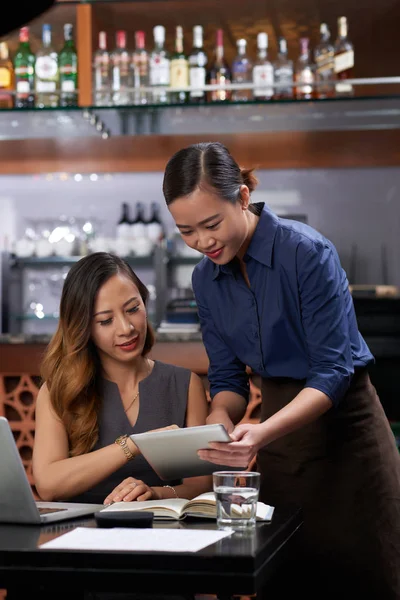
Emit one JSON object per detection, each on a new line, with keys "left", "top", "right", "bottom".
{"left": 1, "top": 129, "right": 400, "bottom": 174}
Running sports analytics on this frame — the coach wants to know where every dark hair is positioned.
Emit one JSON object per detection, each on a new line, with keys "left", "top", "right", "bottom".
{"left": 41, "top": 252, "right": 155, "bottom": 456}
{"left": 162, "top": 142, "right": 259, "bottom": 206}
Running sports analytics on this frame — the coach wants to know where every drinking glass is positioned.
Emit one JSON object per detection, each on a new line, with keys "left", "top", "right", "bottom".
{"left": 213, "top": 471, "right": 260, "bottom": 531}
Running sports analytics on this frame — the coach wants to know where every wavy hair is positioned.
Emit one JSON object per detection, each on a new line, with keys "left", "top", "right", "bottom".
{"left": 40, "top": 252, "right": 155, "bottom": 456}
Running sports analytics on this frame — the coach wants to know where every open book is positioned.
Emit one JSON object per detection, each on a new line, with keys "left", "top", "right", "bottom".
{"left": 101, "top": 492, "right": 275, "bottom": 522}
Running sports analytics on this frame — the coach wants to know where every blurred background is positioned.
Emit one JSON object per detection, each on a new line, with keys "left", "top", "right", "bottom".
{"left": 0, "top": 0, "right": 399, "bottom": 443}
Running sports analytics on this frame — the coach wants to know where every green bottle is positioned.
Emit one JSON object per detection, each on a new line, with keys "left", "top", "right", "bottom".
{"left": 59, "top": 23, "right": 78, "bottom": 107}
{"left": 14, "top": 26, "right": 35, "bottom": 108}
{"left": 170, "top": 26, "right": 189, "bottom": 104}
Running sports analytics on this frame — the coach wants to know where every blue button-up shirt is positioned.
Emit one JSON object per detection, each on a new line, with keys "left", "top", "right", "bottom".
{"left": 192, "top": 203, "right": 374, "bottom": 407}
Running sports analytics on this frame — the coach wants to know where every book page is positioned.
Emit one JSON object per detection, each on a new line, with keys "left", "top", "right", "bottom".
{"left": 101, "top": 498, "right": 190, "bottom": 519}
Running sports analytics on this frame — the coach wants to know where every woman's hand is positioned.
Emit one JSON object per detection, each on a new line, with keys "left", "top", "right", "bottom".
{"left": 103, "top": 477, "right": 160, "bottom": 505}
{"left": 198, "top": 422, "right": 266, "bottom": 468}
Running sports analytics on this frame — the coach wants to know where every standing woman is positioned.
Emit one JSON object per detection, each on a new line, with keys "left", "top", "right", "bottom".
{"left": 163, "top": 141, "right": 400, "bottom": 599}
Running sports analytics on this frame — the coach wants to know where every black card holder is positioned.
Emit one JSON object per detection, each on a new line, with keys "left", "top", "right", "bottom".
{"left": 95, "top": 510, "right": 154, "bottom": 528}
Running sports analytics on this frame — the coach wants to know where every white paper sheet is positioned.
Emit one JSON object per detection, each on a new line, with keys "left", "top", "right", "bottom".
{"left": 39, "top": 527, "right": 232, "bottom": 553}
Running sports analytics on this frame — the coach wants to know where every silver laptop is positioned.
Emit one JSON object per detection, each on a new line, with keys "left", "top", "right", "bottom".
{"left": 0, "top": 416, "right": 103, "bottom": 524}
{"left": 130, "top": 423, "right": 243, "bottom": 480}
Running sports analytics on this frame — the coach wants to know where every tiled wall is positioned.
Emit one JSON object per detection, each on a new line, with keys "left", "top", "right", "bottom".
{"left": 0, "top": 165, "right": 399, "bottom": 285}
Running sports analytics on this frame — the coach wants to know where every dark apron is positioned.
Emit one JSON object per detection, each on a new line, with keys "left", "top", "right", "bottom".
{"left": 257, "top": 369, "right": 400, "bottom": 600}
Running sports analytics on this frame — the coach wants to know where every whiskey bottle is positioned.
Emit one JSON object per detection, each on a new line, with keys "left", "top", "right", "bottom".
{"left": 273, "top": 37, "right": 293, "bottom": 99}
{"left": 0, "top": 42, "right": 14, "bottom": 109}
{"left": 170, "top": 26, "right": 189, "bottom": 104}
{"left": 314, "top": 23, "right": 335, "bottom": 99}
{"left": 14, "top": 27, "right": 35, "bottom": 108}
{"left": 59, "top": 23, "right": 78, "bottom": 107}
{"left": 93, "top": 31, "right": 111, "bottom": 107}
{"left": 208, "top": 29, "right": 231, "bottom": 103}
{"left": 295, "top": 37, "right": 314, "bottom": 100}
{"left": 334, "top": 16, "right": 354, "bottom": 97}
{"left": 252, "top": 32, "right": 274, "bottom": 101}
{"left": 232, "top": 38, "right": 253, "bottom": 102}
{"left": 35, "top": 24, "right": 59, "bottom": 108}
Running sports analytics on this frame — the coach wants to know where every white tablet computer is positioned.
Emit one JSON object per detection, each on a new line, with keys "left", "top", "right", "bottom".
{"left": 130, "top": 424, "right": 242, "bottom": 480}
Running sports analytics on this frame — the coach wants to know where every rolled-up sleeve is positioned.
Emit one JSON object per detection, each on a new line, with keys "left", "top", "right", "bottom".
{"left": 297, "top": 239, "right": 354, "bottom": 406}
{"left": 192, "top": 271, "right": 249, "bottom": 402}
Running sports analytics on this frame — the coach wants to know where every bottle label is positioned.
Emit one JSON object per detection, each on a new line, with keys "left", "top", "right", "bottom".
{"left": 189, "top": 67, "right": 206, "bottom": 97}
{"left": 16, "top": 81, "right": 30, "bottom": 93}
{"left": 275, "top": 66, "right": 293, "bottom": 95}
{"left": 35, "top": 56, "right": 58, "bottom": 79}
{"left": 253, "top": 64, "right": 274, "bottom": 97}
{"left": 116, "top": 223, "right": 131, "bottom": 239}
{"left": 147, "top": 222, "right": 163, "bottom": 242}
{"left": 130, "top": 223, "right": 147, "bottom": 238}
{"left": 296, "top": 68, "right": 314, "bottom": 95}
{"left": 170, "top": 58, "right": 189, "bottom": 88}
{"left": 335, "top": 81, "right": 353, "bottom": 93}
{"left": 316, "top": 51, "right": 334, "bottom": 73}
{"left": 112, "top": 66, "right": 121, "bottom": 91}
{"left": 60, "top": 64, "right": 77, "bottom": 75}
{"left": 15, "top": 66, "right": 34, "bottom": 77}
{"left": 150, "top": 56, "right": 170, "bottom": 85}
{"left": 61, "top": 80, "right": 75, "bottom": 92}
{"left": 0, "top": 68, "right": 11, "bottom": 87}
{"left": 334, "top": 50, "right": 354, "bottom": 73}
{"left": 36, "top": 81, "right": 56, "bottom": 92}
{"left": 133, "top": 55, "right": 149, "bottom": 77}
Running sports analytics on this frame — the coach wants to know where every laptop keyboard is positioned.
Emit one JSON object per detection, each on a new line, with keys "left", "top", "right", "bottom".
{"left": 38, "top": 507, "right": 68, "bottom": 514}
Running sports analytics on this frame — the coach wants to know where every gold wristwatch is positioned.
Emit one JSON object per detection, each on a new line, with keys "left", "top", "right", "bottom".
{"left": 115, "top": 434, "right": 135, "bottom": 461}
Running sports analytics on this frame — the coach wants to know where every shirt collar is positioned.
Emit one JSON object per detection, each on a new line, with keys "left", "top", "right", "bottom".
{"left": 212, "top": 203, "right": 279, "bottom": 279}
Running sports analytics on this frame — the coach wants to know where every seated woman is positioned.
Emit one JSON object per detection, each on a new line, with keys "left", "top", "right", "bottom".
{"left": 32, "top": 251, "right": 212, "bottom": 505}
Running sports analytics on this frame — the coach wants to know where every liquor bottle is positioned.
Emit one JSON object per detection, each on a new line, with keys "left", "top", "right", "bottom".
{"left": 188, "top": 26, "right": 207, "bottom": 104}
{"left": 232, "top": 38, "right": 253, "bottom": 102}
{"left": 314, "top": 23, "right": 335, "bottom": 99}
{"left": 252, "top": 32, "right": 274, "bottom": 101}
{"left": 14, "top": 27, "right": 35, "bottom": 109}
{"left": 295, "top": 37, "right": 314, "bottom": 100}
{"left": 208, "top": 29, "right": 231, "bottom": 103}
{"left": 146, "top": 202, "right": 165, "bottom": 245}
{"left": 116, "top": 203, "right": 131, "bottom": 240}
{"left": 132, "top": 30, "right": 149, "bottom": 106}
{"left": 273, "top": 37, "right": 293, "bottom": 100}
{"left": 93, "top": 31, "right": 111, "bottom": 107}
{"left": 111, "top": 30, "right": 131, "bottom": 106}
{"left": 334, "top": 16, "right": 354, "bottom": 97}
{"left": 130, "top": 202, "right": 147, "bottom": 239}
{"left": 59, "top": 23, "right": 78, "bottom": 107}
{"left": 35, "top": 24, "right": 59, "bottom": 108}
{"left": 0, "top": 42, "right": 14, "bottom": 109}
{"left": 170, "top": 26, "right": 189, "bottom": 104}
{"left": 149, "top": 25, "right": 170, "bottom": 104}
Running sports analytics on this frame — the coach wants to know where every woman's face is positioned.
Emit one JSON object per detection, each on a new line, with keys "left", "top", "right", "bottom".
{"left": 90, "top": 274, "right": 147, "bottom": 364}
{"left": 168, "top": 187, "right": 250, "bottom": 265}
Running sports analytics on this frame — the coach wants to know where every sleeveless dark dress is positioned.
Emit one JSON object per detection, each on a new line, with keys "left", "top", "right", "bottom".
{"left": 70, "top": 361, "right": 191, "bottom": 504}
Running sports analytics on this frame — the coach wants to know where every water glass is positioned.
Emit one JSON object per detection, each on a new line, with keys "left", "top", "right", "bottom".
{"left": 213, "top": 471, "right": 260, "bottom": 531}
